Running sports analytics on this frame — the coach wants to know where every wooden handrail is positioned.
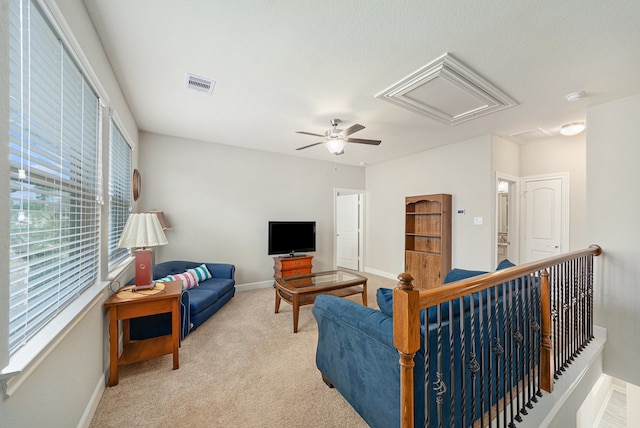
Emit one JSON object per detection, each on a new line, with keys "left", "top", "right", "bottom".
{"left": 393, "top": 244, "right": 602, "bottom": 428}
{"left": 415, "top": 245, "right": 601, "bottom": 309}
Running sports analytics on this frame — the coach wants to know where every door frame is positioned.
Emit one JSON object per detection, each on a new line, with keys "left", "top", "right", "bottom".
{"left": 495, "top": 172, "right": 520, "bottom": 267}
{"left": 334, "top": 188, "right": 365, "bottom": 271}
{"left": 519, "top": 172, "right": 570, "bottom": 262}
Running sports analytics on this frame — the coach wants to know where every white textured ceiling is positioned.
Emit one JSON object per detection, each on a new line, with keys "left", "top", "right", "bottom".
{"left": 83, "top": 0, "right": 640, "bottom": 166}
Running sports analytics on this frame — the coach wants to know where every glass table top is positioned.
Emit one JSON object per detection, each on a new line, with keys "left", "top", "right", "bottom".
{"left": 277, "top": 270, "right": 366, "bottom": 291}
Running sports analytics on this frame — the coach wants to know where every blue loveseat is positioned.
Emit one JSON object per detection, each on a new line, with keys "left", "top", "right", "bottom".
{"left": 129, "top": 260, "right": 235, "bottom": 340}
{"left": 313, "top": 261, "right": 530, "bottom": 428}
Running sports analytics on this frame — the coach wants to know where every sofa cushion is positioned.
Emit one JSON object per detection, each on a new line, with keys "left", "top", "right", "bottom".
{"left": 443, "top": 268, "right": 489, "bottom": 283}
{"left": 376, "top": 288, "right": 394, "bottom": 317}
{"left": 188, "top": 263, "right": 213, "bottom": 281}
{"left": 376, "top": 268, "right": 489, "bottom": 326}
{"left": 188, "top": 288, "right": 219, "bottom": 315}
{"left": 376, "top": 288, "right": 428, "bottom": 325}
{"left": 188, "top": 277, "right": 235, "bottom": 315}
{"left": 497, "top": 258, "right": 516, "bottom": 270}
{"left": 170, "top": 270, "right": 199, "bottom": 290}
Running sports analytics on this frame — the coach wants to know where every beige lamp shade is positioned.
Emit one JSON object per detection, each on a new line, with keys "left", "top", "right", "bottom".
{"left": 118, "top": 213, "right": 168, "bottom": 249}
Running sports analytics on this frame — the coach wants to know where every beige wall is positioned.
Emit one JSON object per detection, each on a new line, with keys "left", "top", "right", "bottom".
{"left": 520, "top": 135, "right": 588, "bottom": 251}
{"left": 492, "top": 135, "right": 520, "bottom": 178}
{"left": 138, "top": 132, "right": 365, "bottom": 285}
{"left": 365, "top": 135, "right": 495, "bottom": 277}
{"left": 588, "top": 93, "right": 640, "bottom": 385}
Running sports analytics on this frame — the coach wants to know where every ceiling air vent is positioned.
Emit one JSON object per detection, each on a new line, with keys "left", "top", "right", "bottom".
{"left": 185, "top": 73, "right": 215, "bottom": 95}
{"left": 508, "top": 127, "right": 552, "bottom": 143}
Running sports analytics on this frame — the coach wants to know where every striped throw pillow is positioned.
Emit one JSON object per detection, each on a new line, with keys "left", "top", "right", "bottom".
{"left": 169, "top": 270, "right": 199, "bottom": 290}
{"left": 187, "top": 264, "right": 212, "bottom": 282}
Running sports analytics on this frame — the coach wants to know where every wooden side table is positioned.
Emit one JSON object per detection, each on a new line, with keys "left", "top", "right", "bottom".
{"left": 104, "top": 281, "right": 182, "bottom": 386}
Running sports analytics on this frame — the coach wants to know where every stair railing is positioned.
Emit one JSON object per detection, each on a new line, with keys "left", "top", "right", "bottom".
{"left": 393, "top": 244, "right": 602, "bottom": 428}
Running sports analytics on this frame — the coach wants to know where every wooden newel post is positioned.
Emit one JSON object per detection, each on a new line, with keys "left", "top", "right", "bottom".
{"left": 394, "top": 272, "right": 420, "bottom": 428}
{"left": 540, "top": 269, "right": 554, "bottom": 393}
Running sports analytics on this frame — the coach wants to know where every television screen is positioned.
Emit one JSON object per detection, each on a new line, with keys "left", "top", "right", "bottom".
{"left": 268, "top": 221, "right": 316, "bottom": 256}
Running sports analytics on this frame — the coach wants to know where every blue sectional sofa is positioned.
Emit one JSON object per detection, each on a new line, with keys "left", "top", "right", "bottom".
{"left": 129, "top": 260, "right": 235, "bottom": 340}
{"left": 313, "top": 262, "right": 531, "bottom": 428}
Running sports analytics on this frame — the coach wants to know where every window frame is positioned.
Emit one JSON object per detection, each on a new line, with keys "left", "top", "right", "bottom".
{"left": 107, "top": 118, "right": 133, "bottom": 267}
{"left": 2, "top": 0, "right": 135, "bottom": 396}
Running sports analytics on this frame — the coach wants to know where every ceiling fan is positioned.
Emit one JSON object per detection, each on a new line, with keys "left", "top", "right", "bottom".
{"left": 295, "top": 118, "right": 382, "bottom": 155}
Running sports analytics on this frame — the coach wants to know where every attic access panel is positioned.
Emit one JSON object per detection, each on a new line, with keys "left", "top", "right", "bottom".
{"left": 376, "top": 53, "right": 518, "bottom": 126}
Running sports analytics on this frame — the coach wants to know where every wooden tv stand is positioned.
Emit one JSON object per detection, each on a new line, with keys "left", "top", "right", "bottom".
{"left": 273, "top": 255, "right": 313, "bottom": 282}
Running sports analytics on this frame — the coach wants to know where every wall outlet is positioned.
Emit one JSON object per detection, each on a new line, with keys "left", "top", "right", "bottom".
{"left": 474, "top": 217, "right": 483, "bottom": 225}
{"left": 457, "top": 209, "right": 465, "bottom": 215}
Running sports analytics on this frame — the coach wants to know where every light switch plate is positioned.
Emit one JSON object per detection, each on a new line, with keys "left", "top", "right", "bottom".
{"left": 474, "top": 217, "right": 483, "bottom": 225}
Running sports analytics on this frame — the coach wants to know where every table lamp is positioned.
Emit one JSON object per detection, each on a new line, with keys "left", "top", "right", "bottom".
{"left": 118, "top": 213, "right": 168, "bottom": 291}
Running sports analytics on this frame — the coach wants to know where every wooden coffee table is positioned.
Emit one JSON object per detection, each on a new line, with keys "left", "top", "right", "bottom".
{"left": 275, "top": 270, "right": 367, "bottom": 333}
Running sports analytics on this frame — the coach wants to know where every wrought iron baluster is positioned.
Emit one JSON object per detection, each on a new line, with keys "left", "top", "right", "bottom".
{"left": 552, "top": 264, "right": 560, "bottom": 380}
{"left": 520, "top": 276, "right": 529, "bottom": 416}
{"left": 525, "top": 275, "right": 534, "bottom": 409}
{"left": 513, "top": 279, "right": 524, "bottom": 423}
{"left": 489, "top": 285, "right": 504, "bottom": 428}
{"left": 577, "top": 257, "right": 585, "bottom": 352}
{"left": 534, "top": 273, "right": 542, "bottom": 399}
{"left": 459, "top": 296, "right": 467, "bottom": 428}
{"left": 435, "top": 303, "right": 444, "bottom": 428}
{"left": 587, "top": 255, "right": 593, "bottom": 341}
{"left": 425, "top": 313, "right": 431, "bottom": 428}
{"left": 487, "top": 287, "right": 495, "bottom": 427}
{"left": 478, "top": 290, "right": 486, "bottom": 428}
{"left": 495, "top": 284, "right": 506, "bottom": 428}
{"left": 467, "top": 293, "right": 479, "bottom": 427}
{"left": 570, "top": 259, "right": 577, "bottom": 362}
{"left": 449, "top": 301, "right": 455, "bottom": 428}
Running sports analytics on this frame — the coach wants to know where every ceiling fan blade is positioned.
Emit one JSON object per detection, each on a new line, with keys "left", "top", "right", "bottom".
{"left": 296, "top": 131, "right": 325, "bottom": 137}
{"left": 296, "top": 142, "right": 324, "bottom": 150}
{"left": 340, "top": 124, "right": 365, "bottom": 137}
{"left": 346, "top": 137, "right": 382, "bottom": 145}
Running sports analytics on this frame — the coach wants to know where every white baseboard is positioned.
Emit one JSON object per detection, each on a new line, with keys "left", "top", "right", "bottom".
{"left": 236, "top": 280, "right": 273, "bottom": 291}
{"left": 78, "top": 373, "right": 105, "bottom": 428}
{"left": 362, "top": 267, "right": 398, "bottom": 280}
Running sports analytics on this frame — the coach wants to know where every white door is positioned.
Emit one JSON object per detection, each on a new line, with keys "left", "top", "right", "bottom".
{"left": 336, "top": 193, "right": 360, "bottom": 270}
{"left": 522, "top": 175, "right": 568, "bottom": 262}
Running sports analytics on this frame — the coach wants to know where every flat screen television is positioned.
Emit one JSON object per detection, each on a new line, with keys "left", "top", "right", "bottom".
{"left": 268, "top": 221, "right": 316, "bottom": 257}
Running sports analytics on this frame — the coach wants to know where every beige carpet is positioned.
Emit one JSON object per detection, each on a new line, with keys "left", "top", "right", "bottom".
{"left": 90, "top": 271, "right": 397, "bottom": 427}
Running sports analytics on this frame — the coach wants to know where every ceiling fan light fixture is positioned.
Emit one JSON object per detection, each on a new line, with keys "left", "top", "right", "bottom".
{"left": 560, "top": 121, "right": 586, "bottom": 136}
{"left": 325, "top": 138, "right": 346, "bottom": 154}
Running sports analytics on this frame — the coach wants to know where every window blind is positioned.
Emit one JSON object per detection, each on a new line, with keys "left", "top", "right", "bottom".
{"left": 108, "top": 120, "right": 132, "bottom": 266}
{"left": 8, "top": 0, "right": 100, "bottom": 354}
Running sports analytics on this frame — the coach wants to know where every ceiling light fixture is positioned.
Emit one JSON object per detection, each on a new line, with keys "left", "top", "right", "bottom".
{"left": 564, "top": 91, "right": 586, "bottom": 102}
{"left": 560, "top": 122, "right": 586, "bottom": 136}
{"left": 325, "top": 138, "right": 346, "bottom": 155}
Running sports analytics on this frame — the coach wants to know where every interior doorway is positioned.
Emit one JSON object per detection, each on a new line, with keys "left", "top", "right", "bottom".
{"left": 334, "top": 189, "right": 364, "bottom": 271}
{"left": 496, "top": 173, "right": 519, "bottom": 266}
{"left": 521, "top": 173, "right": 569, "bottom": 262}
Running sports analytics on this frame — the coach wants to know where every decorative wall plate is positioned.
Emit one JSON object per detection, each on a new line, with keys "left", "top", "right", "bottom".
{"left": 132, "top": 169, "right": 141, "bottom": 201}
